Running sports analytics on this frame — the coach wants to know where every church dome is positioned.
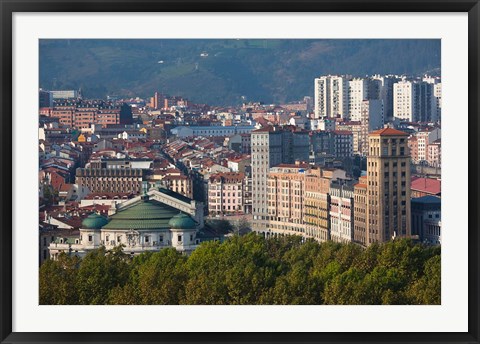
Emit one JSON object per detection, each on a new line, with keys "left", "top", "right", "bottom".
{"left": 82, "top": 213, "right": 109, "bottom": 229}
{"left": 169, "top": 213, "right": 196, "bottom": 230}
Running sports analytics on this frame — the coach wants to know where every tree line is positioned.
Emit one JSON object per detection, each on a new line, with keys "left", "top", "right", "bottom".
{"left": 40, "top": 234, "right": 440, "bottom": 305}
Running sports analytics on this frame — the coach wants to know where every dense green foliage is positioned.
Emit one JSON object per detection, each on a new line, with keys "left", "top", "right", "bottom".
{"left": 39, "top": 234, "right": 440, "bottom": 305}
{"left": 40, "top": 39, "right": 440, "bottom": 105}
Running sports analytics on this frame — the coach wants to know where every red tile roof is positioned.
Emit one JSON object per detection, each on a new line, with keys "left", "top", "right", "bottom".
{"left": 411, "top": 177, "right": 441, "bottom": 195}
{"left": 370, "top": 128, "right": 409, "bottom": 136}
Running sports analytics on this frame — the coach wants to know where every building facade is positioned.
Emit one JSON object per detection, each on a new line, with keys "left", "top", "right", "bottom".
{"left": 366, "top": 128, "right": 411, "bottom": 245}
{"left": 208, "top": 172, "right": 245, "bottom": 215}
{"left": 353, "top": 176, "right": 367, "bottom": 246}
{"left": 251, "top": 126, "right": 310, "bottom": 231}
{"left": 329, "top": 181, "right": 355, "bottom": 243}
{"left": 75, "top": 167, "right": 144, "bottom": 194}
{"left": 411, "top": 195, "right": 441, "bottom": 245}
{"left": 348, "top": 78, "right": 369, "bottom": 121}
{"left": 49, "top": 191, "right": 205, "bottom": 258}
{"left": 265, "top": 163, "right": 308, "bottom": 236}
{"left": 314, "top": 75, "right": 350, "bottom": 119}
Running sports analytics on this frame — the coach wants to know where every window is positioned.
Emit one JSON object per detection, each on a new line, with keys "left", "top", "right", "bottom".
{"left": 178, "top": 235, "right": 182, "bottom": 242}
{"left": 145, "top": 236, "right": 150, "bottom": 243}
{"left": 88, "top": 235, "right": 93, "bottom": 242}
{"left": 159, "top": 235, "right": 164, "bottom": 243}
{"left": 117, "top": 236, "right": 122, "bottom": 243}
{"left": 190, "top": 235, "right": 193, "bottom": 241}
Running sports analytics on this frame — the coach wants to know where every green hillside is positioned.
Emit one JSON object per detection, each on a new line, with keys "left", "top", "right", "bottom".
{"left": 39, "top": 39, "right": 441, "bottom": 106}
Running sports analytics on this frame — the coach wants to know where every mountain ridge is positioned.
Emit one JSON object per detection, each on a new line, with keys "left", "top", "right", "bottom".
{"left": 39, "top": 39, "right": 441, "bottom": 106}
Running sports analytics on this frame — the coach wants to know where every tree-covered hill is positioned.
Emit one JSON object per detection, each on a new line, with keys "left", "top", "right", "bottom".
{"left": 39, "top": 39, "right": 440, "bottom": 105}
{"left": 40, "top": 234, "right": 440, "bottom": 305}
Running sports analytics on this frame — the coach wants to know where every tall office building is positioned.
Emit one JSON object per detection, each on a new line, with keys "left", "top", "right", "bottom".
{"left": 393, "top": 80, "right": 437, "bottom": 122}
{"left": 433, "top": 83, "right": 442, "bottom": 122}
{"left": 372, "top": 75, "right": 399, "bottom": 122}
{"left": 150, "top": 92, "right": 165, "bottom": 110}
{"left": 366, "top": 128, "right": 411, "bottom": 245}
{"left": 251, "top": 126, "right": 309, "bottom": 231}
{"left": 358, "top": 99, "right": 384, "bottom": 156}
{"left": 417, "top": 82, "right": 437, "bottom": 122}
{"left": 314, "top": 75, "right": 350, "bottom": 119}
{"left": 348, "top": 78, "right": 369, "bottom": 121}
{"left": 39, "top": 89, "right": 53, "bottom": 108}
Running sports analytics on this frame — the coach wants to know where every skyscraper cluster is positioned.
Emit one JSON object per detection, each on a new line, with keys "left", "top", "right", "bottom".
{"left": 314, "top": 74, "right": 441, "bottom": 123}
{"left": 251, "top": 127, "right": 411, "bottom": 247}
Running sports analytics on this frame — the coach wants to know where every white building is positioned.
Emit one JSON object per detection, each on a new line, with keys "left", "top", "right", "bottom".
{"left": 314, "top": 75, "right": 350, "bottom": 119}
{"left": 307, "top": 118, "right": 336, "bottom": 131}
{"left": 329, "top": 182, "right": 354, "bottom": 244}
{"left": 393, "top": 80, "right": 416, "bottom": 122}
{"left": 348, "top": 78, "right": 369, "bottom": 121}
{"left": 49, "top": 189, "right": 206, "bottom": 258}
{"left": 394, "top": 79, "right": 439, "bottom": 122}
{"left": 372, "top": 75, "right": 400, "bottom": 122}
{"left": 415, "top": 128, "right": 441, "bottom": 163}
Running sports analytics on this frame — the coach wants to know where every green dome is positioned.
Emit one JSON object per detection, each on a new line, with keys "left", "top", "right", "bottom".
{"left": 103, "top": 200, "right": 181, "bottom": 230}
{"left": 169, "top": 213, "right": 196, "bottom": 230}
{"left": 82, "top": 213, "right": 109, "bottom": 229}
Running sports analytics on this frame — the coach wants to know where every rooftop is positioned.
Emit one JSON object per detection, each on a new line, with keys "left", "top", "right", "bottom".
{"left": 103, "top": 199, "right": 185, "bottom": 230}
{"left": 370, "top": 128, "right": 409, "bottom": 136}
{"left": 411, "top": 177, "right": 441, "bottom": 195}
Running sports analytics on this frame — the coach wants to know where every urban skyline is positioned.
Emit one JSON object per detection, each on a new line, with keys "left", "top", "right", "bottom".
{"left": 39, "top": 39, "right": 441, "bottom": 305}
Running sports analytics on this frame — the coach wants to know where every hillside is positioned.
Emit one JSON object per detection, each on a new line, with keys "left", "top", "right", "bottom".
{"left": 39, "top": 39, "right": 441, "bottom": 106}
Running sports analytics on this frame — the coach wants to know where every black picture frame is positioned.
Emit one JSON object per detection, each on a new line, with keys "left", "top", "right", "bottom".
{"left": 1, "top": 1, "right": 479, "bottom": 343}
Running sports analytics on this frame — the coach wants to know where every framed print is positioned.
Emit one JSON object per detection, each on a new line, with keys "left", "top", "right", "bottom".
{"left": 1, "top": 1, "right": 479, "bottom": 343}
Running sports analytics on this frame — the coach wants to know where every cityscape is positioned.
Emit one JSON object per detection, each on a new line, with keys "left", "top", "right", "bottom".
{"left": 39, "top": 39, "right": 441, "bottom": 305}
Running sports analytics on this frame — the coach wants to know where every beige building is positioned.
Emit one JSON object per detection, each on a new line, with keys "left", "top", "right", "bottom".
{"left": 366, "top": 128, "right": 411, "bottom": 245}
{"left": 304, "top": 167, "right": 346, "bottom": 242}
{"left": 160, "top": 175, "right": 193, "bottom": 199}
{"left": 353, "top": 176, "right": 367, "bottom": 246}
{"left": 265, "top": 163, "right": 308, "bottom": 236}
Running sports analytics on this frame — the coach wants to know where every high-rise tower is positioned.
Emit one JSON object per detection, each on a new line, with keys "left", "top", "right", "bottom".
{"left": 366, "top": 128, "right": 411, "bottom": 245}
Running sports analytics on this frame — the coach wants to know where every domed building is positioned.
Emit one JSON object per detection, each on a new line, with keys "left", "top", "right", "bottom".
{"left": 49, "top": 189, "right": 205, "bottom": 258}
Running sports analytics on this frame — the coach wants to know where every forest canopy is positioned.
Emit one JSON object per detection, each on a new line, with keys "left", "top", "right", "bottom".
{"left": 40, "top": 234, "right": 440, "bottom": 305}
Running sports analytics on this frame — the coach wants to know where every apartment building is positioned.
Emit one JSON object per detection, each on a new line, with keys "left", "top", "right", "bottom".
{"left": 266, "top": 163, "right": 308, "bottom": 235}
{"left": 251, "top": 126, "right": 309, "bottom": 231}
{"left": 314, "top": 75, "right": 351, "bottom": 119}
{"left": 348, "top": 78, "right": 369, "bottom": 122}
{"left": 208, "top": 172, "right": 245, "bottom": 215}
{"left": 329, "top": 180, "right": 355, "bottom": 243}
